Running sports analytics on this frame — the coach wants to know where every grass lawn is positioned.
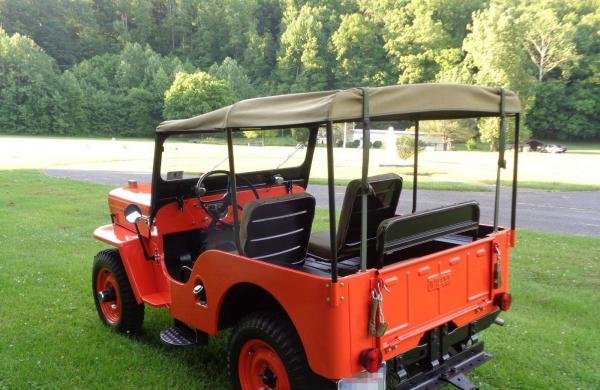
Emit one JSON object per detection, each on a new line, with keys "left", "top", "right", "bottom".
{"left": 309, "top": 177, "right": 493, "bottom": 192}
{"left": 1, "top": 171, "right": 599, "bottom": 388}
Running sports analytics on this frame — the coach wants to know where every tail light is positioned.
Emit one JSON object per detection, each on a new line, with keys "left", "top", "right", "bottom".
{"left": 494, "top": 292, "right": 512, "bottom": 311}
{"left": 359, "top": 348, "right": 382, "bottom": 373}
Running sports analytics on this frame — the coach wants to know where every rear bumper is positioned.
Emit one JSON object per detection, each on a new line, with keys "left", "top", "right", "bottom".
{"left": 393, "top": 342, "right": 490, "bottom": 390}
{"left": 389, "top": 310, "right": 500, "bottom": 389}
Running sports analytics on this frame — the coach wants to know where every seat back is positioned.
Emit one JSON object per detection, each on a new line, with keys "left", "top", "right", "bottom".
{"left": 337, "top": 173, "right": 402, "bottom": 256}
{"left": 240, "top": 192, "right": 315, "bottom": 266}
{"left": 376, "top": 201, "right": 480, "bottom": 266}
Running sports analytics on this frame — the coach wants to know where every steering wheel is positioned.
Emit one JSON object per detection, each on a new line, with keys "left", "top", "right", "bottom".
{"left": 194, "top": 170, "right": 260, "bottom": 226}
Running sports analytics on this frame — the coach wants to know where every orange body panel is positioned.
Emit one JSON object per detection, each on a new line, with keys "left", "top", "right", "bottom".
{"left": 108, "top": 183, "right": 152, "bottom": 236}
{"left": 170, "top": 250, "right": 370, "bottom": 378}
{"left": 94, "top": 223, "right": 168, "bottom": 306}
{"left": 377, "top": 230, "right": 511, "bottom": 359}
{"left": 96, "top": 181, "right": 512, "bottom": 380}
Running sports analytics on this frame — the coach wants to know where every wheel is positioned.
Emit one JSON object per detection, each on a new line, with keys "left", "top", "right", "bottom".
{"left": 228, "top": 312, "right": 326, "bottom": 390}
{"left": 92, "top": 249, "right": 144, "bottom": 334}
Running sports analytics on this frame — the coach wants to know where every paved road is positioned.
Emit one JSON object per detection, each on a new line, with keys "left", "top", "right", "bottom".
{"left": 46, "top": 169, "right": 600, "bottom": 237}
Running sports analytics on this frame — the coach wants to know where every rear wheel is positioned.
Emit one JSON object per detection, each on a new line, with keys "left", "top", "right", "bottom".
{"left": 92, "top": 249, "right": 144, "bottom": 334}
{"left": 229, "top": 312, "right": 324, "bottom": 390}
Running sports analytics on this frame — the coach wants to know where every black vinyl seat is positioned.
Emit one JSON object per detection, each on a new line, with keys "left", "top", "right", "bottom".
{"left": 308, "top": 173, "right": 402, "bottom": 261}
{"left": 375, "top": 201, "right": 480, "bottom": 267}
{"left": 240, "top": 192, "right": 315, "bottom": 266}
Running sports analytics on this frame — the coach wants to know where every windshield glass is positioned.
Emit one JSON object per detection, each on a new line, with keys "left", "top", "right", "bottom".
{"left": 160, "top": 129, "right": 309, "bottom": 180}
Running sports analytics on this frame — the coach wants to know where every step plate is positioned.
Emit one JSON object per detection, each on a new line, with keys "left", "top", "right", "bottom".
{"left": 159, "top": 325, "right": 199, "bottom": 347}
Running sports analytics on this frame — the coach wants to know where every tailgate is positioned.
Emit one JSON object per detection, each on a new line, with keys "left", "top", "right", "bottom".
{"left": 376, "top": 236, "right": 504, "bottom": 357}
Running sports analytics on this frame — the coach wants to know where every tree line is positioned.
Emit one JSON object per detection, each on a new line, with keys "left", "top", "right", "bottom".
{"left": 0, "top": 0, "right": 598, "bottom": 142}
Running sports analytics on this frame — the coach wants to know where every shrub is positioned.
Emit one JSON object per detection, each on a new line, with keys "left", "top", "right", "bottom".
{"left": 466, "top": 138, "right": 478, "bottom": 151}
{"left": 396, "top": 136, "right": 425, "bottom": 159}
{"left": 373, "top": 140, "right": 383, "bottom": 149}
{"left": 345, "top": 139, "right": 360, "bottom": 148}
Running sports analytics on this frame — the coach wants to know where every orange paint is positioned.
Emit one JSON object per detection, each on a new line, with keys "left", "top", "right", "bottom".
{"left": 95, "top": 180, "right": 513, "bottom": 380}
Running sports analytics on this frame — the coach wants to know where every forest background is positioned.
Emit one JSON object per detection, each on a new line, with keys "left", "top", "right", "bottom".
{"left": 0, "top": 0, "right": 598, "bottom": 145}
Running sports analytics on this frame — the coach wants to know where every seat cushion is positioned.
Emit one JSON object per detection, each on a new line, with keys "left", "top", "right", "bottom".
{"left": 307, "top": 230, "right": 333, "bottom": 260}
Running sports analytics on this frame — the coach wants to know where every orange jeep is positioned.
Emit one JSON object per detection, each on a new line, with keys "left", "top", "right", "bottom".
{"left": 92, "top": 84, "right": 520, "bottom": 389}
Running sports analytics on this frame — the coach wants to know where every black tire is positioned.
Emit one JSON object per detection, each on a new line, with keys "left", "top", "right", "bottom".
{"left": 92, "top": 249, "right": 144, "bottom": 335}
{"left": 228, "top": 312, "right": 330, "bottom": 390}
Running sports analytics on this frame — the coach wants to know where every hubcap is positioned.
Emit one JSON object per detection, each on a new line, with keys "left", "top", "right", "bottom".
{"left": 238, "top": 339, "right": 290, "bottom": 390}
{"left": 95, "top": 268, "right": 121, "bottom": 324}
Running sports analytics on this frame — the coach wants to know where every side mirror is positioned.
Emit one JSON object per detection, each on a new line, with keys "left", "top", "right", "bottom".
{"left": 124, "top": 204, "right": 143, "bottom": 224}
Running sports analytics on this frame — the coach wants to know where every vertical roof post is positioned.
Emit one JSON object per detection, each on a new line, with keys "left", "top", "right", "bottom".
{"left": 412, "top": 120, "right": 420, "bottom": 213}
{"left": 325, "top": 122, "right": 338, "bottom": 282}
{"left": 359, "top": 88, "right": 371, "bottom": 272}
{"left": 227, "top": 128, "right": 242, "bottom": 254}
{"left": 493, "top": 89, "right": 507, "bottom": 231}
{"left": 511, "top": 114, "right": 520, "bottom": 231}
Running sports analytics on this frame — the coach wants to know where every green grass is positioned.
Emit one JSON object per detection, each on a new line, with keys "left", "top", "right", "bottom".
{"left": 471, "top": 230, "right": 600, "bottom": 389}
{"left": 311, "top": 176, "right": 600, "bottom": 192}
{"left": 1, "top": 171, "right": 599, "bottom": 388}
{"left": 481, "top": 179, "right": 600, "bottom": 192}
{"left": 309, "top": 177, "right": 492, "bottom": 192}
{"left": 552, "top": 141, "right": 600, "bottom": 154}
{"left": 194, "top": 135, "right": 299, "bottom": 147}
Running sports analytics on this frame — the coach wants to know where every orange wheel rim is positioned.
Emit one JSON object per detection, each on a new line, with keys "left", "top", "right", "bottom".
{"left": 238, "top": 339, "right": 291, "bottom": 390}
{"left": 95, "top": 268, "right": 121, "bottom": 324}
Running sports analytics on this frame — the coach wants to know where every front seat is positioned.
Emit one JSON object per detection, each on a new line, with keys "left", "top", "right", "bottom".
{"left": 308, "top": 173, "right": 402, "bottom": 261}
{"left": 240, "top": 192, "right": 315, "bottom": 266}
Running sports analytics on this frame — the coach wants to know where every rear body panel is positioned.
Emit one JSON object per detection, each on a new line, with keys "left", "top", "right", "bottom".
{"left": 377, "top": 230, "right": 510, "bottom": 360}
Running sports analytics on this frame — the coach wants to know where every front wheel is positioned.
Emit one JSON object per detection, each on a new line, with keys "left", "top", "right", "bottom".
{"left": 228, "top": 312, "right": 325, "bottom": 390}
{"left": 92, "top": 249, "right": 144, "bottom": 334}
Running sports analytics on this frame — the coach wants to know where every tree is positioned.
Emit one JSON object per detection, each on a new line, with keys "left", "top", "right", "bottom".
{"left": 163, "top": 71, "right": 234, "bottom": 119}
{"left": 527, "top": 80, "right": 599, "bottom": 140}
{"left": 460, "top": 2, "right": 537, "bottom": 147}
{"left": 291, "top": 128, "right": 309, "bottom": 144}
{"left": 520, "top": 8, "right": 578, "bottom": 81}
{"left": 375, "top": 0, "right": 485, "bottom": 83}
{"left": 209, "top": 57, "right": 256, "bottom": 100}
{"left": 0, "top": 29, "right": 74, "bottom": 135}
{"left": 331, "top": 13, "right": 391, "bottom": 86}
{"left": 478, "top": 117, "right": 530, "bottom": 150}
{"left": 462, "top": 2, "right": 536, "bottom": 101}
{"left": 419, "top": 119, "right": 477, "bottom": 148}
{"left": 276, "top": 4, "right": 331, "bottom": 92}
{"left": 70, "top": 42, "right": 190, "bottom": 135}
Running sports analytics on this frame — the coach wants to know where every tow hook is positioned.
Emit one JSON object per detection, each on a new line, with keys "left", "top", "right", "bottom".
{"left": 494, "top": 317, "right": 505, "bottom": 326}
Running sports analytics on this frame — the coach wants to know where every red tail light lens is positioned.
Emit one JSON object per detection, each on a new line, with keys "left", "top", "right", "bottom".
{"left": 495, "top": 292, "right": 512, "bottom": 311}
{"left": 359, "top": 348, "right": 382, "bottom": 373}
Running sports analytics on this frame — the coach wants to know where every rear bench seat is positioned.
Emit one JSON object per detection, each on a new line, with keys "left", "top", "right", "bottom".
{"left": 374, "top": 201, "right": 480, "bottom": 268}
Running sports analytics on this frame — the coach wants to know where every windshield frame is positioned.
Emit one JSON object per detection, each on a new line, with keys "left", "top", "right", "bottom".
{"left": 149, "top": 127, "right": 317, "bottom": 220}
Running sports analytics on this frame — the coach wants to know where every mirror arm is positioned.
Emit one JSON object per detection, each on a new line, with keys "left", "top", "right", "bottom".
{"left": 132, "top": 220, "right": 154, "bottom": 261}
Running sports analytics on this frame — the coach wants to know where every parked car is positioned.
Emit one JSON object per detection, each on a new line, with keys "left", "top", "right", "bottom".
{"left": 541, "top": 144, "right": 567, "bottom": 153}
{"left": 525, "top": 139, "right": 544, "bottom": 151}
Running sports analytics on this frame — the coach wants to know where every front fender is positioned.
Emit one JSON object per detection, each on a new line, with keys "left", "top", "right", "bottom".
{"left": 93, "top": 224, "right": 162, "bottom": 305}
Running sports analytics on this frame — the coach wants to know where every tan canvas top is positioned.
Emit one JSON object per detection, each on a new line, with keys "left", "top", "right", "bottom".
{"left": 156, "top": 83, "right": 521, "bottom": 133}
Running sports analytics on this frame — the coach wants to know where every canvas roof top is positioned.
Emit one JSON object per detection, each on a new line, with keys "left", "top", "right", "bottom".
{"left": 156, "top": 83, "right": 521, "bottom": 133}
